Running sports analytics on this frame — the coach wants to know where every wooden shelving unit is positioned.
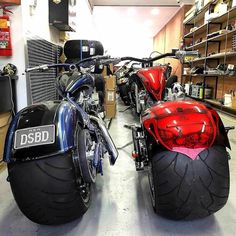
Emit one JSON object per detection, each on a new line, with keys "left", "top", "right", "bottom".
{"left": 182, "top": 0, "right": 236, "bottom": 116}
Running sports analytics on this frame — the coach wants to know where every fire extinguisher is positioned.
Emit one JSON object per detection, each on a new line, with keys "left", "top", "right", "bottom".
{"left": 0, "top": 5, "right": 12, "bottom": 56}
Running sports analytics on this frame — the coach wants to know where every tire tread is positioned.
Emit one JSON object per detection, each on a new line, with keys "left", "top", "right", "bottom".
{"left": 151, "top": 145, "right": 229, "bottom": 220}
{"left": 8, "top": 153, "right": 90, "bottom": 225}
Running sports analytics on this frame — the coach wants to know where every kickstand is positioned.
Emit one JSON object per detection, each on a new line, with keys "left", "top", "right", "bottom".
{"left": 225, "top": 126, "right": 235, "bottom": 134}
{"left": 117, "top": 141, "right": 133, "bottom": 150}
{"left": 119, "top": 106, "right": 131, "bottom": 113}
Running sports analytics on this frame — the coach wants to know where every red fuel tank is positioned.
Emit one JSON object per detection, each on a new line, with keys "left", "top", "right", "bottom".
{"left": 137, "top": 66, "right": 166, "bottom": 101}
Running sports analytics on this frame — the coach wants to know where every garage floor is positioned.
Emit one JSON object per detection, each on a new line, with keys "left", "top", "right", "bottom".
{"left": 0, "top": 100, "right": 236, "bottom": 236}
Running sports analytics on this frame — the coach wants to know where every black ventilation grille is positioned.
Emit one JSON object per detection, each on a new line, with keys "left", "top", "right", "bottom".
{"left": 26, "top": 38, "right": 59, "bottom": 104}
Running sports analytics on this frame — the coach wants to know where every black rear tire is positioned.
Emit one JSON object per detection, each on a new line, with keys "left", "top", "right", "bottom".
{"left": 150, "top": 145, "right": 229, "bottom": 220}
{"left": 8, "top": 153, "right": 91, "bottom": 225}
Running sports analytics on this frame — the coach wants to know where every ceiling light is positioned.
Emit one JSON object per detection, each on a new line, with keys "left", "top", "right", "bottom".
{"left": 151, "top": 8, "right": 159, "bottom": 15}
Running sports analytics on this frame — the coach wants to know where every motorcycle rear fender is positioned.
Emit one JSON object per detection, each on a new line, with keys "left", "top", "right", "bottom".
{"left": 142, "top": 101, "right": 230, "bottom": 159}
{"left": 3, "top": 101, "right": 83, "bottom": 163}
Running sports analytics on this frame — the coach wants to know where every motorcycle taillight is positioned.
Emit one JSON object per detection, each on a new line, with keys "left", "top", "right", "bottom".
{"left": 143, "top": 101, "right": 217, "bottom": 153}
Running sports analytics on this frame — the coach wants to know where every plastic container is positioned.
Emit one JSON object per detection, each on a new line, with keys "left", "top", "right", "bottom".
{"left": 224, "top": 94, "right": 232, "bottom": 107}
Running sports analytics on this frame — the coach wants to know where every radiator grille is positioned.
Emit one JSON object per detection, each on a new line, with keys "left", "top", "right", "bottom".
{"left": 26, "top": 39, "right": 59, "bottom": 104}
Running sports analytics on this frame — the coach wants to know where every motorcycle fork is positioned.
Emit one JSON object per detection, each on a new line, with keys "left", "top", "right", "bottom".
{"left": 131, "top": 125, "right": 148, "bottom": 171}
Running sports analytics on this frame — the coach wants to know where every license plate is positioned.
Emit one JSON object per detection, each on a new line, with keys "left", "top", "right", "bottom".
{"left": 14, "top": 125, "right": 55, "bottom": 150}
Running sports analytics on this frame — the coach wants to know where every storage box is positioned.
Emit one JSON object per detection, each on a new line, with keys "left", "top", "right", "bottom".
{"left": 191, "top": 85, "right": 201, "bottom": 98}
{"left": 105, "top": 75, "right": 116, "bottom": 90}
{"left": 105, "top": 103, "right": 116, "bottom": 119}
{"left": 0, "top": 112, "right": 11, "bottom": 159}
{"left": 105, "top": 89, "right": 116, "bottom": 104}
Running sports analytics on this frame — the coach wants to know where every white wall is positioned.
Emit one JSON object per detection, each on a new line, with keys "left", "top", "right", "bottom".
{"left": 70, "top": 0, "right": 96, "bottom": 39}
{"left": 98, "top": 34, "right": 153, "bottom": 58}
{"left": 0, "top": 5, "right": 26, "bottom": 112}
{"left": 0, "top": 1, "right": 60, "bottom": 111}
{"left": 92, "top": 7, "right": 153, "bottom": 58}
{"left": 69, "top": 3, "right": 154, "bottom": 58}
{"left": 21, "top": 1, "right": 60, "bottom": 44}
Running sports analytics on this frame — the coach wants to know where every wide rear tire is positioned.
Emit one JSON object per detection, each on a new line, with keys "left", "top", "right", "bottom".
{"left": 150, "top": 145, "right": 230, "bottom": 220}
{"left": 8, "top": 153, "right": 91, "bottom": 225}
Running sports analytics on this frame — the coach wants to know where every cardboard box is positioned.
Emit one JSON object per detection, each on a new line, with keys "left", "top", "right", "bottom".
{"left": 105, "top": 103, "right": 116, "bottom": 119}
{"left": 0, "top": 112, "right": 11, "bottom": 159}
{"left": 105, "top": 75, "right": 116, "bottom": 90}
{"left": 102, "top": 64, "right": 114, "bottom": 77}
{"left": 105, "top": 89, "right": 116, "bottom": 104}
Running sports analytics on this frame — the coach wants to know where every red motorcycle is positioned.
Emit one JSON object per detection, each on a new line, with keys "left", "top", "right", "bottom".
{"left": 117, "top": 49, "right": 234, "bottom": 220}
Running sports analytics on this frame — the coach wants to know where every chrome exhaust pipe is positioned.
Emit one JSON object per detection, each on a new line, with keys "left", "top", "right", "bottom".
{"left": 89, "top": 115, "right": 118, "bottom": 165}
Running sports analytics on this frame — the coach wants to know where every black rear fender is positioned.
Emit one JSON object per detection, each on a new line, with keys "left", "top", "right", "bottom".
{"left": 3, "top": 101, "right": 81, "bottom": 163}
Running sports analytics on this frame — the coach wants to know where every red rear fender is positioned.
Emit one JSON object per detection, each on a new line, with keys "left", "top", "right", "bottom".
{"left": 142, "top": 101, "right": 218, "bottom": 159}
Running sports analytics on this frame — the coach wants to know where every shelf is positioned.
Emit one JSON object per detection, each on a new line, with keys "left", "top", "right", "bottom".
{"left": 186, "top": 40, "right": 206, "bottom": 50}
{"left": 207, "top": 29, "right": 236, "bottom": 43}
{"left": 208, "top": 7, "right": 236, "bottom": 24}
{"left": 192, "top": 57, "right": 206, "bottom": 62}
{"left": 207, "top": 33, "right": 226, "bottom": 42}
{"left": 185, "top": 29, "right": 236, "bottom": 50}
{"left": 210, "top": 11, "right": 228, "bottom": 24}
{"left": 225, "top": 51, "right": 236, "bottom": 57}
{"left": 185, "top": 7, "right": 236, "bottom": 35}
{"left": 207, "top": 52, "right": 225, "bottom": 59}
{"left": 184, "top": 1, "right": 215, "bottom": 25}
{"left": 182, "top": 74, "right": 220, "bottom": 77}
{"left": 184, "top": 51, "right": 236, "bottom": 63}
{"left": 184, "top": 23, "right": 208, "bottom": 38}
{"left": 229, "top": 7, "right": 236, "bottom": 20}
{"left": 186, "top": 95, "right": 203, "bottom": 101}
{"left": 183, "top": 4, "right": 236, "bottom": 117}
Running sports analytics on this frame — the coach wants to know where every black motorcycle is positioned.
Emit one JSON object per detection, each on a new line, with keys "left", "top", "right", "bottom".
{"left": 3, "top": 56, "right": 118, "bottom": 225}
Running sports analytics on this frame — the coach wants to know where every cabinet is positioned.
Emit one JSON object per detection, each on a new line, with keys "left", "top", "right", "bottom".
{"left": 182, "top": 0, "right": 236, "bottom": 116}
{"left": 49, "top": 0, "right": 76, "bottom": 32}
{"left": 0, "top": 76, "right": 17, "bottom": 113}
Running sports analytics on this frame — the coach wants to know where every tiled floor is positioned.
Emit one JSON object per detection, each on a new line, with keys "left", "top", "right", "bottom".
{"left": 0, "top": 100, "right": 236, "bottom": 236}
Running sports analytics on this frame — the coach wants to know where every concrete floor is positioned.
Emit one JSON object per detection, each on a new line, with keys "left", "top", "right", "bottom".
{"left": 0, "top": 100, "right": 236, "bottom": 236}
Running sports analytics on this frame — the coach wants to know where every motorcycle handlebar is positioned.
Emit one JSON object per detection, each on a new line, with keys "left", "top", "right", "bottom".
{"left": 25, "top": 50, "right": 199, "bottom": 72}
{"left": 25, "top": 55, "right": 115, "bottom": 73}
{"left": 120, "top": 50, "right": 199, "bottom": 64}
{"left": 25, "top": 63, "right": 74, "bottom": 73}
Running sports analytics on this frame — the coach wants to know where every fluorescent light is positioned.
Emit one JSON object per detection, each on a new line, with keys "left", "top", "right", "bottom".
{"left": 151, "top": 8, "right": 160, "bottom": 15}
